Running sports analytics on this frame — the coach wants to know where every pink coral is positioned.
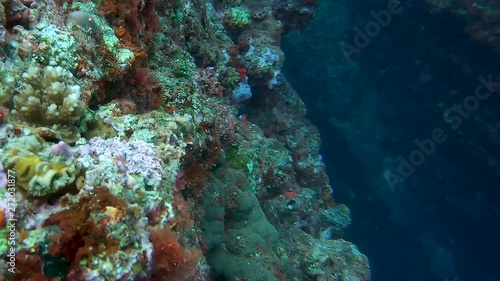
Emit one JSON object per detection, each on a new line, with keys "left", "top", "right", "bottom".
{"left": 50, "top": 141, "right": 75, "bottom": 157}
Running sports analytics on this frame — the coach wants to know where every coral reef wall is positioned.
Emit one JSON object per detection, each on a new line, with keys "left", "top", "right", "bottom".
{"left": 0, "top": 0, "right": 370, "bottom": 280}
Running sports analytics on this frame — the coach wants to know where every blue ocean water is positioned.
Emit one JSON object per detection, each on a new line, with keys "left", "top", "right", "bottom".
{"left": 283, "top": 0, "right": 500, "bottom": 280}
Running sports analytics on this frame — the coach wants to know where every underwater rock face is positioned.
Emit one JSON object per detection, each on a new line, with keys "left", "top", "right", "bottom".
{"left": 0, "top": 0, "right": 369, "bottom": 280}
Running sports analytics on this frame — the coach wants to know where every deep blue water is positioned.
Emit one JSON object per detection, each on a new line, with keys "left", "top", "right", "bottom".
{"left": 283, "top": 0, "right": 500, "bottom": 280}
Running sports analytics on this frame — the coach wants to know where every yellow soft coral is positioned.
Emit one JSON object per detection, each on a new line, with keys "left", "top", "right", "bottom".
{"left": 13, "top": 155, "right": 43, "bottom": 191}
{"left": 1, "top": 135, "right": 78, "bottom": 197}
{"left": 29, "top": 161, "right": 75, "bottom": 197}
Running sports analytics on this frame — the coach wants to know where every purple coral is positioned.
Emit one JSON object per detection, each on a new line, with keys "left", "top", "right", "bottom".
{"left": 88, "top": 137, "right": 162, "bottom": 182}
{"left": 78, "top": 144, "right": 94, "bottom": 156}
{"left": 50, "top": 141, "right": 75, "bottom": 157}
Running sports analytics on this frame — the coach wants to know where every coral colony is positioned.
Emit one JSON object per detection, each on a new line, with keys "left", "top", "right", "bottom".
{"left": 0, "top": 0, "right": 370, "bottom": 280}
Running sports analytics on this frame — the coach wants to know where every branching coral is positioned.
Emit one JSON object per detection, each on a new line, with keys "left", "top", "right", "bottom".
{"left": 13, "top": 65, "right": 83, "bottom": 126}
